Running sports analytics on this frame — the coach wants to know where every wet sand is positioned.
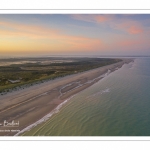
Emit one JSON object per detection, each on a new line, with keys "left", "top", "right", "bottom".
{"left": 0, "top": 59, "right": 133, "bottom": 136}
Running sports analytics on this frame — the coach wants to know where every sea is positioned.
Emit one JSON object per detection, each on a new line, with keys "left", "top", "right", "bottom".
{"left": 23, "top": 57, "right": 150, "bottom": 136}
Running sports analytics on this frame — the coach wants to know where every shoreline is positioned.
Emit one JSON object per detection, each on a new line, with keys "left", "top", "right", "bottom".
{"left": 0, "top": 59, "right": 133, "bottom": 136}
{"left": 0, "top": 58, "right": 122, "bottom": 96}
{"left": 16, "top": 68, "right": 114, "bottom": 136}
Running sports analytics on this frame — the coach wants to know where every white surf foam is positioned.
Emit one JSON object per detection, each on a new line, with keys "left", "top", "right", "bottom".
{"left": 86, "top": 88, "right": 110, "bottom": 99}
{"left": 14, "top": 95, "right": 75, "bottom": 136}
{"left": 14, "top": 68, "right": 116, "bottom": 136}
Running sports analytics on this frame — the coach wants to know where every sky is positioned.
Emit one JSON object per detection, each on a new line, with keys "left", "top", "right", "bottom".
{"left": 0, "top": 14, "right": 150, "bottom": 56}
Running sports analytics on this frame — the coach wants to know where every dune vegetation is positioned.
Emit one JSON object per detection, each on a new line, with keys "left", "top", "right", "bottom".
{"left": 0, "top": 57, "right": 121, "bottom": 94}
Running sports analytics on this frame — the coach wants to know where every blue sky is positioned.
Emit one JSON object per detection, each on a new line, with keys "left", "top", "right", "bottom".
{"left": 0, "top": 14, "right": 150, "bottom": 56}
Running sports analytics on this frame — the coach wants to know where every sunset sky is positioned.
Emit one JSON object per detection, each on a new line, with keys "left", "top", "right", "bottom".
{"left": 0, "top": 14, "right": 150, "bottom": 56}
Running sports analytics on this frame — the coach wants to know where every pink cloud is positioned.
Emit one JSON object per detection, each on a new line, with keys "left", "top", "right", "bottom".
{"left": 111, "top": 21, "right": 144, "bottom": 35}
{"left": 127, "top": 25, "right": 143, "bottom": 34}
{"left": 93, "top": 15, "right": 111, "bottom": 23}
{"left": 71, "top": 14, "right": 111, "bottom": 23}
{"left": 0, "top": 20, "right": 104, "bottom": 52}
{"left": 71, "top": 15, "right": 144, "bottom": 35}
{"left": 0, "top": 21, "right": 60, "bottom": 39}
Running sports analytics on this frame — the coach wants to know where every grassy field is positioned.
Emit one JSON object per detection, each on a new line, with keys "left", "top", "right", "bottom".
{"left": 0, "top": 57, "right": 121, "bottom": 94}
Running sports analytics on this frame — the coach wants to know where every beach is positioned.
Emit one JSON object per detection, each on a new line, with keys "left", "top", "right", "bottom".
{"left": 0, "top": 59, "right": 132, "bottom": 136}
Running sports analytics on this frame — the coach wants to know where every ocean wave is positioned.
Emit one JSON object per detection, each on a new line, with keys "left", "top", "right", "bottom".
{"left": 86, "top": 88, "right": 110, "bottom": 99}
{"left": 129, "top": 60, "right": 135, "bottom": 69}
{"left": 14, "top": 95, "right": 75, "bottom": 136}
{"left": 14, "top": 69, "right": 114, "bottom": 136}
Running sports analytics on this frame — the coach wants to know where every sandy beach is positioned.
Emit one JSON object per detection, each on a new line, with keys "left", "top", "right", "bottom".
{"left": 0, "top": 59, "right": 133, "bottom": 136}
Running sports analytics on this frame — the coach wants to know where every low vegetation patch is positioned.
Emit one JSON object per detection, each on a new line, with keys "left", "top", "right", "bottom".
{"left": 0, "top": 57, "right": 121, "bottom": 93}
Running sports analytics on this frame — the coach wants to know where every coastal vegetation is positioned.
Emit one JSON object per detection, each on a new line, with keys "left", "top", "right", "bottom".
{"left": 0, "top": 57, "right": 121, "bottom": 94}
